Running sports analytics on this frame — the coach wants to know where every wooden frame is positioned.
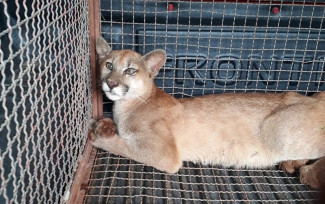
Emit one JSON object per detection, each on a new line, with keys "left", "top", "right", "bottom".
{"left": 67, "top": 0, "right": 102, "bottom": 203}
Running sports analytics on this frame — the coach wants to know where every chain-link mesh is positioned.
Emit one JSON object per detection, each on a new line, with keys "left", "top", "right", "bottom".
{"left": 85, "top": 0, "right": 325, "bottom": 202}
{"left": 0, "top": 0, "right": 92, "bottom": 203}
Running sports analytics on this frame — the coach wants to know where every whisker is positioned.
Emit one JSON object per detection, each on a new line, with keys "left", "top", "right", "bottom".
{"left": 127, "top": 88, "right": 147, "bottom": 104}
{"left": 128, "top": 93, "right": 147, "bottom": 103}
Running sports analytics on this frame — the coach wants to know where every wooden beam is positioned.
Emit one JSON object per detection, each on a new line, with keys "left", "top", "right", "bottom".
{"left": 67, "top": 0, "right": 101, "bottom": 203}
{"left": 66, "top": 137, "right": 97, "bottom": 204}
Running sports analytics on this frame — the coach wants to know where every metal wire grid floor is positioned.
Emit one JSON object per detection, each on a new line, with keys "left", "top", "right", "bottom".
{"left": 83, "top": 150, "right": 320, "bottom": 203}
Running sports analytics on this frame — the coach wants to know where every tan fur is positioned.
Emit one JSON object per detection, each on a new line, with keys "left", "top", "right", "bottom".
{"left": 91, "top": 37, "right": 325, "bottom": 177}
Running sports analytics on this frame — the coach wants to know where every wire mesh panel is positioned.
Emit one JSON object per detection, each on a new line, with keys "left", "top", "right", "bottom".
{"left": 84, "top": 151, "right": 320, "bottom": 203}
{"left": 100, "top": 0, "right": 325, "bottom": 117}
{"left": 83, "top": 0, "right": 325, "bottom": 202}
{"left": 0, "top": 0, "right": 92, "bottom": 203}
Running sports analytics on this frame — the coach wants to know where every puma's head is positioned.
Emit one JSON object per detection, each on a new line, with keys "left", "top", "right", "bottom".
{"left": 96, "top": 37, "right": 166, "bottom": 101}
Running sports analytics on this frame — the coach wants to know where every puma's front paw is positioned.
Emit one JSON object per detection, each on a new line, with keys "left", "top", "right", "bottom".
{"left": 279, "top": 159, "right": 308, "bottom": 174}
{"left": 89, "top": 118, "right": 116, "bottom": 141}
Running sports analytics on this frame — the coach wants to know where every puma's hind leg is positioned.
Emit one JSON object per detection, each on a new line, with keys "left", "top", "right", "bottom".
{"left": 299, "top": 157, "right": 325, "bottom": 189}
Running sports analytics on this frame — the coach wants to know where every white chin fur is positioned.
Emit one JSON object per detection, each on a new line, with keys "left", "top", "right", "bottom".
{"left": 102, "top": 83, "right": 110, "bottom": 92}
{"left": 105, "top": 93, "right": 122, "bottom": 101}
{"left": 102, "top": 83, "right": 124, "bottom": 101}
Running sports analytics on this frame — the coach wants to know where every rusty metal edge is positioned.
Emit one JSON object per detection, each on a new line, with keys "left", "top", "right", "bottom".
{"left": 67, "top": 0, "right": 102, "bottom": 203}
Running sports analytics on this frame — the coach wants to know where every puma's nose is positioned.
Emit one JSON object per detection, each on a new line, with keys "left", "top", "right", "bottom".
{"left": 107, "top": 80, "right": 119, "bottom": 90}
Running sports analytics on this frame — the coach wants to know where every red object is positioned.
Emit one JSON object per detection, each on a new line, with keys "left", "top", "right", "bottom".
{"left": 271, "top": 6, "right": 279, "bottom": 14}
{"left": 180, "top": 1, "right": 324, "bottom": 6}
{"left": 168, "top": 3, "right": 174, "bottom": 11}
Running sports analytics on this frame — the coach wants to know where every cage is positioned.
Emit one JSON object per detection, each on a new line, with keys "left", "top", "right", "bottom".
{"left": 0, "top": 0, "right": 324, "bottom": 203}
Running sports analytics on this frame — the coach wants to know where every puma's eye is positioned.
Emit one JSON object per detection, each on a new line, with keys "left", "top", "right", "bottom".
{"left": 106, "top": 62, "right": 113, "bottom": 70}
{"left": 124, "top": 68, "right": 137, "bottom": 75}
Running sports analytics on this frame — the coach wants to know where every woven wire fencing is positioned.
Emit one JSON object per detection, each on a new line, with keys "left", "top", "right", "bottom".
{"left": 0, "top": 0, "right": 92, "bottom": 203}
{"left": 101, "top": 0, "right": 325, "bottom": 116}
{"left": 85, "top": 0, "right": 325, "bottom": 202}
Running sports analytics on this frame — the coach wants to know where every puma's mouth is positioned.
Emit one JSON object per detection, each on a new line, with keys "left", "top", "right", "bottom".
{"left": 102, "top": 82, "right": 129, "bottom": 101}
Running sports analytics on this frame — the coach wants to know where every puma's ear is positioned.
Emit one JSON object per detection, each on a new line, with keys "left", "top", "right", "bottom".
{"left": 96, "top": 37, "right": 112, "bottom": 59}
{"left": 143, "top": 49, "right": 166, "bottom": 78}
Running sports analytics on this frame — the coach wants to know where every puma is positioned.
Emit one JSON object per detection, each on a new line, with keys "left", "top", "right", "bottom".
{"left": 90, "top": 37, "right": 325, "bottom": 188}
